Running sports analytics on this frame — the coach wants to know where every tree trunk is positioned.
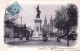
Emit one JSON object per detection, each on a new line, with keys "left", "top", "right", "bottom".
{"left": 14, "top": 37, "right": 15, "bottom": 42}
{"left": 67, "top": 37, "right": 69, "bottom": 46}
{"left": 57, "top": 37, "right": 60, "bottom": 42}
{"left": 57, "top": 29, "right": 60, "bottom": 42}
{"left": 66, "top": 28, "right": 70, "bottom": 46}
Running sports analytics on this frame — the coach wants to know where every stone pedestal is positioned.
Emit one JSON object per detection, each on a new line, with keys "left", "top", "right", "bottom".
{"left": 32, "top": 18, "right": 43, "bottom": 40}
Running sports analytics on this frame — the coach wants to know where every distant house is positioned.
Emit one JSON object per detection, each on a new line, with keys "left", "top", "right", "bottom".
{"left": 5, "top": 20, "right": 29, "bottom": 38}
{"left": 5, "top": 20, "right": 14, "bottom": 37}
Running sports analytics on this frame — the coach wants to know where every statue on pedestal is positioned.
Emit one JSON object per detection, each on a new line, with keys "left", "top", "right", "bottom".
{"left": 36, "top": 5, "right": 41, "bottom": 18}
{"left": 32, "top": 5, "right": 42, "bottom": 40}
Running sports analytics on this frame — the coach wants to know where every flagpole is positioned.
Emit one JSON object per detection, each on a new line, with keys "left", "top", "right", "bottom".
{"left": 21, "top": 16, "right": 22, "bottom": 27}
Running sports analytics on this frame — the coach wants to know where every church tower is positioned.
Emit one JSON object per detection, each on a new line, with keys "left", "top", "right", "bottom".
{"left": 43, "top": 15, "right": 47, "bottom": 31}
{"left": 50, "top": 15, "right": 53, "bottom": 32}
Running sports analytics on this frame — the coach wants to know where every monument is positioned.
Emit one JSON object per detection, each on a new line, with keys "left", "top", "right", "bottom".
{"left": 32, "top": 5, "right": 42, "bottom": 40}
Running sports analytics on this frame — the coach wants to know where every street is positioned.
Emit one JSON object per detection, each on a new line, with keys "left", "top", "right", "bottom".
{"left": 5, "top": 37, "right": 75, "bottom": 46}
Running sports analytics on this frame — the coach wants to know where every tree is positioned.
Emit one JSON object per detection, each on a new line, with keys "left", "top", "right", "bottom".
{"left": 66, "top": 4, "right": 78, "bottom": 46}
{"left": 54, "top": 4, "right": 78, "bottom": 46}
{"left": 54, "top": 6, "right": 67, "bottom": 42}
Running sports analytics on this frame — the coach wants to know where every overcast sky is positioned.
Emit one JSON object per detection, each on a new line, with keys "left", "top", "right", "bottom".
{"left": 16, "top": 4, "right": 62, "bottom": 29}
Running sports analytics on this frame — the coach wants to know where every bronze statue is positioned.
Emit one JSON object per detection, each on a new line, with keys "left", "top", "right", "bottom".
{"left": 36, "top": 5, "right": 41, "bottom": 18}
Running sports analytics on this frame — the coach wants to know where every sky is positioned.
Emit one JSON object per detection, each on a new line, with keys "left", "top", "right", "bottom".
{"left": 15, "top": 4, "right": 62, "bottom": 29}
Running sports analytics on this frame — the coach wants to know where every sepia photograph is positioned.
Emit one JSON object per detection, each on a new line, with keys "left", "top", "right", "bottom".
{"left": 4, "top": 1, "right": 78, "bottom": 47}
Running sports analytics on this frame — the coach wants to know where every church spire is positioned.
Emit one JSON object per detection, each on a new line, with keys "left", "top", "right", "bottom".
{"left": 50, "top": 14, "right": 53, "bottom": 23}
{"left": 44, "top": 14, "right": 47, "bottom": 26}
{"left": 50, "top": 14, "right": 53, "bottom": 32}
{"left": 43, "top": 14, "right": 47, "bottom": 30}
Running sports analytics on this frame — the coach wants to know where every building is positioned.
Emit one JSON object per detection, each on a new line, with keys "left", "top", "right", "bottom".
{"left": 50, "top": 15, "right": 53, "bottom": 32}
{"left": 5, "top": 20, "right": 29, "bottom": 38}
{"left": 43, "top": 15, "right": 47, "bottom": 31}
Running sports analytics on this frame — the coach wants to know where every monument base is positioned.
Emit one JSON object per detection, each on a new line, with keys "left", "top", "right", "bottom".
{"left": 32, "top": 18, "right": 43, "bottom": 40}
{"left": 31, "top": 37, "right": 43, "bottom": 40}
{"left": 32, "top": 32, "right": 43, "bottom": 40}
